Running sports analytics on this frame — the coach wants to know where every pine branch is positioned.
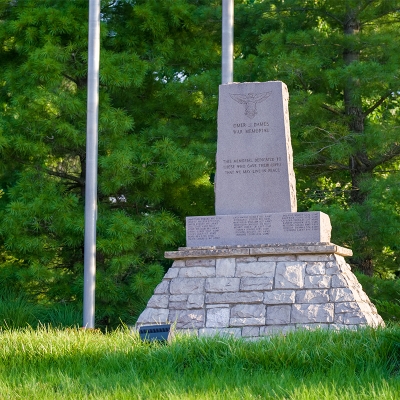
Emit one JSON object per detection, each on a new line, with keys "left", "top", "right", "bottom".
{"left": 62, "top": 73, "right": 79, "bottom": 85}
{"left": 361, "top": 2, "right": 400, "bottom": 25}
{"left": 321, "top": 103, "right": 343, "bottom": 115}
{"left": 358, "top": 0, "right": 379, "bottom": 15}
{"left": 43, "top": 168, "right": 84, "bottom": 185}
{"left": 296, "top": 162, "right": 348, "bottom": 171}
{"left": 364, "top": 90, "right": 392, "bottom": 116}
{"left": 370, "top": 144, "right": 400, "bottom": 169}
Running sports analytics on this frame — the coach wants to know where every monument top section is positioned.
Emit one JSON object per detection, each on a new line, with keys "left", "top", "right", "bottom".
{"left": 215, "top": 81, "right": 297, "bottom": 215}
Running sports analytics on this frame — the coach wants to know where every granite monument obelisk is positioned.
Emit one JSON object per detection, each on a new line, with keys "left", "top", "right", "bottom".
{"left": 136, "top": 81, "right": 384, "bottom": 337}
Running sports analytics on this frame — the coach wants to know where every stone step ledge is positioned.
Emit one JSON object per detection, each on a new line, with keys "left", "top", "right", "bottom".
{"left": 165, "top": 242, "right": 352, "bottom": 259}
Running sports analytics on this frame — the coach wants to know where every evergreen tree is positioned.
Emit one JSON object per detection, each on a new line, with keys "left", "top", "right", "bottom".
{"left": 0, "top": 0, "right": 220, "bottom": 327}
{"left": 234, "top": 0, "right": 400, "bottom": 276}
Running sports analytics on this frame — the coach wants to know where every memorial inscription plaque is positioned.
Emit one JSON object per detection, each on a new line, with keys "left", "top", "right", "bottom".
{"left": 186, "top": 211, "right": 331, "bottom": 247}
{"left": 215, "top": 81, "right": 297, "bottom": 215}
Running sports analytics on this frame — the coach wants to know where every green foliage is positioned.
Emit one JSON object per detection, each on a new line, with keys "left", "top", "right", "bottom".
{"left": 357, "top": 273, "right": 400, "bottom": 323}
{"left": 0, "top": 327, "right": 399, "bottom": 398}
{"left": 0, "top": 290, "right": 43, "bottom": 329}
{"left": 41, "top": 303, "right": 81, "bottom": 328}
{"left": 0, "top": 0, "right": 220, "bottom": 328}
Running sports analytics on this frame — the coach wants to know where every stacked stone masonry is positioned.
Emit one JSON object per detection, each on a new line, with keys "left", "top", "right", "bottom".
{"left": 136, "top": 244, "right": 384, "bottom": 338}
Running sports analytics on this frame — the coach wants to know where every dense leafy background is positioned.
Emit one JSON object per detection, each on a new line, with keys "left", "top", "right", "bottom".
{"left": 0, "top": 0, "right": 399, "bottom": 328}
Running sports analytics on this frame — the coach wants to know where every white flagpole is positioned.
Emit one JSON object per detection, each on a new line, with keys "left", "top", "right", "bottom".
{"left": 83, "top": 0, "right": 100, "bottom": 329}
{"left": 222, "top": 0, "right": 234, "bottom": 84}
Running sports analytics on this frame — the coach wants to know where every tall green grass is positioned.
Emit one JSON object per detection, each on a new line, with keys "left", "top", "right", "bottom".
{"left": 0, "top": 326, "right": 399, "bottom": 399}
{"left": 0, "top": 291, "right": 81, "bottom": 329}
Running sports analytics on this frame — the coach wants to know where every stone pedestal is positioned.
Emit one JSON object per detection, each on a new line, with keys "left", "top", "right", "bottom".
{"left": 136, "top": 243, "right": 384, "bottom": 338}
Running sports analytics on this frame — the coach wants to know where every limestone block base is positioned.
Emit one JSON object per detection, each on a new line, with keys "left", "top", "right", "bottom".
{"left": 136, "top": 243, "right": 384, "bottom": 338}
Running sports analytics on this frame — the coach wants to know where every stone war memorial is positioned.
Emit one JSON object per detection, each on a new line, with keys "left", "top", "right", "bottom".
{"left": 137, "top": 81, "right": 384, "bottom": 338}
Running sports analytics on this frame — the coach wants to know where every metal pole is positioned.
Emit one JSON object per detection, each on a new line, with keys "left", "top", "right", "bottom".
{"left": 83, "top": 0, "right": 100, "bottom": 329}
{"left": 222, "top": 0, "right": 234, "bottom": 84}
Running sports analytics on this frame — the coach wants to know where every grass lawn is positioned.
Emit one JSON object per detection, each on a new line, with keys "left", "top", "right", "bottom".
{"left": 0, "top": 325, "right": 399, "bottom": 399}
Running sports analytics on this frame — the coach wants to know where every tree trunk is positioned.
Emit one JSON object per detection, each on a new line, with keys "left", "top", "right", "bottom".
{"left": 356, "top": 256, "right": 374, "bottom": 277}
{"left": 343, "top": 10, "right": 375, "bottom": 274}
{"left": 343, "top": 13, "right": 369, "bottom": 204}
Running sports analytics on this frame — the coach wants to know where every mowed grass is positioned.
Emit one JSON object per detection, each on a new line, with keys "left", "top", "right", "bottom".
{"left": 0, "top": 326, "right": 400, "bottom": 399}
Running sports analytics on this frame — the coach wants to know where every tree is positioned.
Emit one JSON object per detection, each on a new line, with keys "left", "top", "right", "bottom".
{"left": 0, "top": 0, "right": 220, "bottom": 327}
{"left": 233, "top": 0, "right": 400, "bottom": 276}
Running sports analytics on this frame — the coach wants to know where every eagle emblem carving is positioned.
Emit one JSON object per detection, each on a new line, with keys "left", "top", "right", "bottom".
{"left": 229, "top": 92, "right": 272, "bottom": 119}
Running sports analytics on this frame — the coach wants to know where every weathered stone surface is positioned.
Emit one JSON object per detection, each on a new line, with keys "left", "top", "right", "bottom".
{"left": 335, "top": 301, "right": 367, "bottom": 314}
{"left": 198, "top": 328, "right": 242, "bottom": 338}
{"left": 216, "top": 258, "right": 236, "bottom": 277}
{"left": 325, "top": 262, "right": 340, "bottom": 275}
{"left": 169, "top": 295, "right": 187, "bottom": 302}
{"left": 147, "top": 295, "right": 169, "bottom": 309}
{"left": 335, "top": 255, "right": 351, "bottom": 270}
{"left": 136, "top": 308, "right": 169, "bottom": 325}
{"left": 206, "top": 308, "right": 230, "bottom": 328}
{"left": 275, "top": 262, "right": 306, "bottom": 289}
{"left": 296, "top": 290, "right": 330, "bottom": 304}
{"left": 172, "top": 260, "right": 185, "bottom": 268}
{"left": 206, "top": 304, "right": 230, "bottom": 309}
{"left": 291, "top": 304, "right": 334, "bottom": 323}
{"left": 251, "top": 244, "right": 351, "bottom": 256}
{"left": 205, "top": 292, "right": 263, "bottom": 304}
{"left": 237, "top": 256, "right": 258, "bottom": 263}
{"left": 329, "top": 324, "right": 362, "bottom": 331}
{"left": 236, "top": 261, "right": 276, "bottom": 277}
{"left": 179, "top": 267, "right": 215, "bottom": 278}
{"left": 304, "top": 275, "right": 331, "bottom": 289}
{"left": 166, "top": 248, "right": 250, "bottom": 259}
{"left": 260, "top": 325, "right": 295, "bottom": 336}
{"left": 297, "top": 254, "right": 334, "bottom": 262}
{"left": 266, "top": 305, "right": 291, "bottom": 325}
{"left": 167, "top": 244, "right": 352, "bottom": 260}
{"left": 335, "top": 312, "right": 369, "bottom": 325}
{"left": 331, "top": 274, "right": 349, "bottom": 288}
{"left": 242, "top": 326, "right": 260, "bottom": 337}
{"left": 154, "top": 281, "right": 169, "bottom": 295}
{"left": 170, "top": 278, "right": 205, "bottom": 295}
{"left": 342, "top": 270, "right": 359, "bottom": 284}
{"left": 186, "top": 258, "right": 215, "bottom": 267}
{"left": 169, "top": 309, "right": 205, "bottom": 329}
{"left": 188, "top": 294, "right": 205, "bottom": 309}
{"left": 231, "top": 304, "right": 265, "bottom": 319}
{"left": 230, "top": 317, "right": 265, "bottom": 326}
{"left": 264, "top": 290, "right": 295, "bottom": 304}
{"left": 240, "top": 277, "right": 273, "bottom": 291}
{"left": 329, "top": 288, "right": 356, "bottom": 302}
{"left": 169, "top": 295, "right": 187, "bottom": 309}
{"left": 164, "top": 267, "right": 180, "bottom": 279}
{"left": 306, "top": 262, "right": 326, "bottom": 275}
{"left": 215, "top": 81, "right": 296, "bottom": 215}
{"left": 296, "top": 323, "right": 329, "bottom": 331}
{"left": 258, "top": 255, "right": 296, "bottom": 262}
{"left": 332, "top": 246, "right": 353, "bottom": 257}
{"left": 169, "top": 301, "right": 187, "bottom": 310}
{"left": 205, "top": 277, "right": 240, "bottom": 293}
{"left": 167, "top": 294, "right": 188, "bottom": 310}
